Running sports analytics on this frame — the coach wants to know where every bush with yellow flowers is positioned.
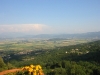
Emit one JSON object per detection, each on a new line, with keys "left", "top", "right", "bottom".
{"left": 21, "top": 64, "right": 44, "bottom": 75}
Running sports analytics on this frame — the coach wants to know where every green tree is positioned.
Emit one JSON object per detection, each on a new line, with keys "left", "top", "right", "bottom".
{"left": 7, "top": 62, "right": 15, "bottom": 70}
{"left": 0, "top": 56, "right": 7, "bottom": 71}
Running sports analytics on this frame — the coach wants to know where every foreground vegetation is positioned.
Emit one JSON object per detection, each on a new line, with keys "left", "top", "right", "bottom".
{"left": 0, "top": 38, "right": 100, "bottom": 75}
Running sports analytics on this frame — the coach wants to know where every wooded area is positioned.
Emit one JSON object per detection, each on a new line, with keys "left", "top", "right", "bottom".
{"left": 0, "top": 40, "right": 100, "bottom": 75}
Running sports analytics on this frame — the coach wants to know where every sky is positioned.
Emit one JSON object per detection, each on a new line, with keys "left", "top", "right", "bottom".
{"left": 0, "top": 0, "right": 100, "bottom": 35}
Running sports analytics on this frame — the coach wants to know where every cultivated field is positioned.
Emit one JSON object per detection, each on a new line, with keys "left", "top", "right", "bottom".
{"left": 0, "top": 38, "right": 90, "bottom": 52}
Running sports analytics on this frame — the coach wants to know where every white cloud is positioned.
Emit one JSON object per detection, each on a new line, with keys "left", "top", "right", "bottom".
{"left": 0, "top": 24, "right": 51, "bottom": 34}
{"left": 0, "top": 24, "right": 99, "bottom": 34}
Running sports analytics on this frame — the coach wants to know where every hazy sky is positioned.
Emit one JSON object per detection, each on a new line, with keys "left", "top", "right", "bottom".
{"left": 0, "top": 0, "right": 100, "bottom": 34}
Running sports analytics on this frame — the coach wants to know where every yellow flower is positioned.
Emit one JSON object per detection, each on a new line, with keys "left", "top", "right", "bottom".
{"left": 33, "top": 70, "right": 36, "bottom": 75}
{"left": 21, "top": 64, "right": 44, "bottom": 75}
{"left": 30, "top": 64, "right": 35, "bottom": 68}
{"left": 25, "top": 66, "right": 29, "bottom": 70}
{"left": 28, "top": 67, "right": 33, "bottom": 73}
{"left": 35, "top": 65, "right": 42, "bottom": 70}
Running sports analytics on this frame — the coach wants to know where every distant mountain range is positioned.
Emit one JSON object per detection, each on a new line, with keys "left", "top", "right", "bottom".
{"left": 0, "top": 31, "right": 100, "bottom": 39}
{"left": 23, "top": 31, "right": 100, "bottom": 39}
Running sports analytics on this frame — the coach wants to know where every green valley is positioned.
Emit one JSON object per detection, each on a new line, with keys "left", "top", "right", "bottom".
{"left": 0, "top": 38, "right": 100, "bottom": 75}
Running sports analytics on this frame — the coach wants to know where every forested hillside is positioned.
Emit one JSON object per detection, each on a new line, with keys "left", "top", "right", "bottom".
{"left": 0, "top": 40, "right": 100, "bottom": 75}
